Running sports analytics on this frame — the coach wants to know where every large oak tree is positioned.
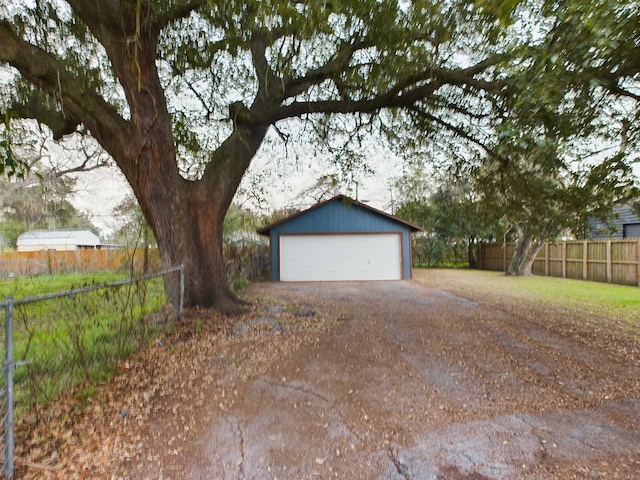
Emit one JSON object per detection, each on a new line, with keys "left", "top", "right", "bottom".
{"left": 1, "top": 0, "right": 636, "bottom": 310}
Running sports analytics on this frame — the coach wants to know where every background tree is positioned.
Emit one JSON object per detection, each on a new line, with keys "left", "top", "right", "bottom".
{"left": 472, "top": 135, "right": 636, "bottom": 276}
{"left": 472, "top": 0, "right": 640, "bottom": 275}
{"left": 445, "top": 0, "right": 640, "bottom": 275}
{"left": 112, "top": 194, "right": 155, "bottom": 272}
{"left": 0, "top": 122, "right": 99, "bottom": 247}
{"left": 392, "top": 164, "right": 495, "bottom": 267}
{"left": 0, "top": 174, "right": 97, "bottom": 246}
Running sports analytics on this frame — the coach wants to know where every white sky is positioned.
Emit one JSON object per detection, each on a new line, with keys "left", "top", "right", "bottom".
{"left": 71, "top": 167, "right": 131, "bottom": 237}
{"left": 70, "top": 143, "right": 405, "bottom": 238}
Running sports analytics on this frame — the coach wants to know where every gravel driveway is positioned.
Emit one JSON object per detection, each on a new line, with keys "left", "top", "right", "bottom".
{"left": 180, "top": 279, "right": 640, "bottom": 479}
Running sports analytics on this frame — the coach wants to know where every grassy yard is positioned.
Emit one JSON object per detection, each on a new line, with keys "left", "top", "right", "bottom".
{"left": 414, "top": 268, "right": 640, "bottom": 324}
{"left": 1, "top": 271, "right": 169, "bottom": 412}
{"left": 0, "top": 271, "right": 128, "bottom": 300}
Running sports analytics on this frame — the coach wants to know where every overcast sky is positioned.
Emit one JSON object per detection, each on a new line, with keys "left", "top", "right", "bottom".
{"left": 70, "top": 142, "right": 405, "bottom": 238}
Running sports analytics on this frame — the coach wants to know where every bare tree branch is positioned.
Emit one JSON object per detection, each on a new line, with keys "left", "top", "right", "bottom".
{"left": 408, "top": 106, "right": 491, "bottom": 155}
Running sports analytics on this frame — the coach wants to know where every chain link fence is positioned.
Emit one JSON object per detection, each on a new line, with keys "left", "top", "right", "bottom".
{"left": 0, "top": 266, "right": 183, "bottom": 479}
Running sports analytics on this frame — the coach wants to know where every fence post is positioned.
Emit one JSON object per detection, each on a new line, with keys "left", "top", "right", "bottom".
{"left": 606, "top": 240, "right": 612, "bottom": 283}
{"left": 4, "top": 296, "right": 15, "bottom": 480}
{"left": 179, "top": 265, "right": 185, "bottom": 320}
{"left": 544, "top": 242, "right": 550, "bottom": 277}
{"left": 583, "top": 240, "right": 589, "bottom": 281}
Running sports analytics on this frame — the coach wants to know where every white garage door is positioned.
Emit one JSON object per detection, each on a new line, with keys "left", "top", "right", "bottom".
{"left": 279, "top": 233, "right": 402, "bottom": 281}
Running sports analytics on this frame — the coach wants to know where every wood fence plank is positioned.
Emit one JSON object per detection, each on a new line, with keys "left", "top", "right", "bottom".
{"left": 477, "top": 239, "right": 639, "bottom": 287}
{"left": 583, "top": 240, "right": 588, "bottom": 281}
{"left": 606, "top": 241, "right": 612, "bottom": 283}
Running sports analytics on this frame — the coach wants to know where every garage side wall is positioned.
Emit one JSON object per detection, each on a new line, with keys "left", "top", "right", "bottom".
{"left": 268, "top": 200, "right": 413, "bottom": 281}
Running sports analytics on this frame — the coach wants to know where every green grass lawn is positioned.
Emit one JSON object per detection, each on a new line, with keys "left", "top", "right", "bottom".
{"left": 0, "top": 271, "right": 127, "bottom": 300}
{"left": 1, "top": 271, "right": 168, "bottom": 412}
{"left": 414, "top": 268, "right": 640, "bottom": 323}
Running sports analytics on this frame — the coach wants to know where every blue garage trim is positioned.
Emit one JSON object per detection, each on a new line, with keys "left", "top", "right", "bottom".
{"left": 257, "top": 195, "right": 423, "bottom": 281}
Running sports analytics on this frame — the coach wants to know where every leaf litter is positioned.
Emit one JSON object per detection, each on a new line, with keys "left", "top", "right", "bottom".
{"left": 6, "top": 289, "right": 342, "bottom": 479}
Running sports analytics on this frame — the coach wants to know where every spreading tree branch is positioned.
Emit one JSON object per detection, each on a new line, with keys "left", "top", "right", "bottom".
{"left": 155, "top": 0, "right": 209, "bottom": 29}
{"left": 271, "top": 53, "right": 507, "bottom": 123}
{"left": 0, "top": 20, "right": 130, "bottom": 156}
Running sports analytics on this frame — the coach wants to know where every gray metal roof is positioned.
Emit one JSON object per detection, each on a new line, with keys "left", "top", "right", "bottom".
{"left": 17, "top": 229, "right": 101, "bottom": 246}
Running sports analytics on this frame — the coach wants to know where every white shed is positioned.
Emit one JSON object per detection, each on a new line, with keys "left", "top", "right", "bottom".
{"left": 16, "top": 230, "right": 101, "bottom": 252}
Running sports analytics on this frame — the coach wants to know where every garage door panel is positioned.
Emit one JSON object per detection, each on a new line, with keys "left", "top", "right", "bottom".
{"left": 280, "top": 234, "right": 402, "bottom": 281}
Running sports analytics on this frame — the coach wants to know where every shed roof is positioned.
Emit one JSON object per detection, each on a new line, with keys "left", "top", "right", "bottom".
{"left": 257, "top": 195, "right": 424, "bottom": 236}
{"left": 17, "top": 229, "right": 101, "bottom": 246}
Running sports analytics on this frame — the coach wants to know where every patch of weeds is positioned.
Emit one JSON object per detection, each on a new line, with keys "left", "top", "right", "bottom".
{"left": 232, "top": 356, "right": 239, "bottom": 366}
{"left": 230, "top": 277, "right": 250, "bottom": 294}
{"left": 284, "top": 304, "right": 301, "bottom": 314}
{"left": 1, "top": 273, "right": 171, "bottom": 416}
{"left": 76, "top": 386, "right": 98, "bottom": 408}
{"left": 195, "top": 321, "right": 204, "bottom": 334}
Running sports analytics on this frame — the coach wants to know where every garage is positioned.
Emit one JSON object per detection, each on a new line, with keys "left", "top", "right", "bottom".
{"left": 257, "top": 195, "right": 423, "bottom": 282}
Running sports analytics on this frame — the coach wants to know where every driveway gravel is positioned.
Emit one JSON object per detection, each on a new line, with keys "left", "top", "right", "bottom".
{"left": 21, "top": 271, "right": 637, "bottom": 479}
{"left": 176, "top": 278, "right": 640, "bottom": 479}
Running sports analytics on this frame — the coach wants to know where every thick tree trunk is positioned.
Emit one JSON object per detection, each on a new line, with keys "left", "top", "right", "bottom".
{"left": 506, "top": 229, "right": 545, "bottom": 276}
{"left": 85, "top": 11, "right": 264, "bottom": 314}
{"left": 142, "top": 224, "right": 150, "bottom": 274}
{"left": 130, "top": 131, "right": 267, "bottom": 314}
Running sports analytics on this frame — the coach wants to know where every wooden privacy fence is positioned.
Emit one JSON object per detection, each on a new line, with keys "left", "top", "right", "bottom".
{"left": 0, "top": 249, "right": 161, "bottom": 276}
{"left": 0, "top": 245, "right": 270, "bottom": 281}
{"left": 476, "top": 239, "right": 640, "bottom": 286}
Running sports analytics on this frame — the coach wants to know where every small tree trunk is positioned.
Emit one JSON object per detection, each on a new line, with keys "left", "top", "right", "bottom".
{"left": 142, "top": 223, "right": 150, "bottom": 274}
{"left": 507, "top": 229, "right": 545, "bottom": 276}
{"left": 467, "top": 238, "right": 477, "bottom": 268}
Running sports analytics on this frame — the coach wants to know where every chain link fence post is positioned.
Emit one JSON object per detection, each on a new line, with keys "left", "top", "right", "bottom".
{"left": 179, "top": 265, "right": 185, "bottom": 320}
{"left": 4, "top": 295, "right": 15, "bottom": 480}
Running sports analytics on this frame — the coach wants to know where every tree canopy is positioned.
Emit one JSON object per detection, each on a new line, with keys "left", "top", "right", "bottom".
{"left": 392, "top": 0, "right": 640, "bottom": 274}
{"left": 1, "top": 0, "right": 638, "bottom": 310}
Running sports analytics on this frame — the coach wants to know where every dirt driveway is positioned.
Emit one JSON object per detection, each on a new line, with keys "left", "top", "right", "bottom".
{"left": 19, "top": 272, "right": 628, "bottom": 479}
{"left": 117, "top": 277, "right": 639, "bottom": 480}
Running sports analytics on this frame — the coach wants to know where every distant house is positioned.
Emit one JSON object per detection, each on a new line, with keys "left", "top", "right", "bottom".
{"left": 589, "top": 204, "right": 640, "bottom": 239}
{"left": 16, "top": 230, "right": 102, "bottom": 252}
